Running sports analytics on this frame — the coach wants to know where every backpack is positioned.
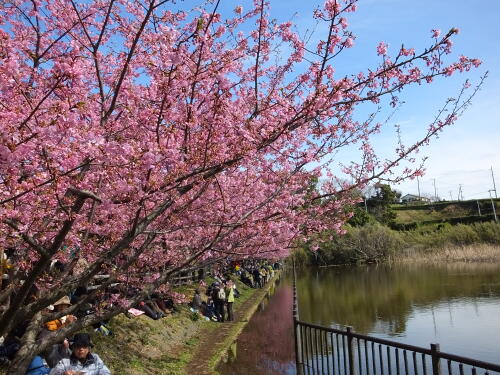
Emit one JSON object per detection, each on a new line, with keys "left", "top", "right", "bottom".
{"left": 206, "top": 285, "right": 212, "bottom": 296}
{"left": 95, "top": 324, "right": 113, "bottom": 336}
{"left": 217, "top": 288, "right": 226, "bottom": 300}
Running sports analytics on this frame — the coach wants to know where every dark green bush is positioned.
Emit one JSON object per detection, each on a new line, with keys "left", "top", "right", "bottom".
{"left": 298, "top": 223, "right": 403, "bottom": 265}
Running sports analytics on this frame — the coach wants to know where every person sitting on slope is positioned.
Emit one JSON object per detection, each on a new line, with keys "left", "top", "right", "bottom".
{"left": 49, "top": 333, "right": 110, "bottom": 375}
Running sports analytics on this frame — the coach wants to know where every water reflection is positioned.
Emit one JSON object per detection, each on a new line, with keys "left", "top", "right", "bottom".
{"left": 218, "top": 263, "right": 500, "bottom": 375}
{"left": 218, "top": 279, "right": 296, "bottom": 375}
{"left": 297, "top": 263, "right": 500, "bottom": 337}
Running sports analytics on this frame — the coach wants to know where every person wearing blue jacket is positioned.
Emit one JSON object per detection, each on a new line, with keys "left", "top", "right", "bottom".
{"left": 25, "top": 356, "right": 50, "bottom": 375}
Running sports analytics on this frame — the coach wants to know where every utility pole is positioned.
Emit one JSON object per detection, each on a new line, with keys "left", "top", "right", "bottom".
{"left": 417, "top": 177, "right": 421, "bottom": 199}
{"left": 458, "top": 185, "right": 463, "bottom": 201}
{"left": 364, "top": 197, "right": 368, "bottom": 213}
{"left": 433, "top": 179, "right": 438, "bottom": 202}
{"left": 489, "top": 190, "right": 498, "bottom": 222}
{"left": 491, "top": 166, "right": 498, "bottom": 199}
{"left": 477, "top": 200, "right": 481, "bottom": 216}
{"left": 449, "top": 191, "right": 453, "bottom": 201}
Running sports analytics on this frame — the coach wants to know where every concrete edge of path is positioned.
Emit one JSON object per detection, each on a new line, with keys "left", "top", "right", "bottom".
{"left": 186, "top": 272, "right": 282, "bottom": 375}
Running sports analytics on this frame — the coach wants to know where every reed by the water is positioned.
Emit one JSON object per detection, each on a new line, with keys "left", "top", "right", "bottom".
{"left": 393, "top": 243, "right": 500, "bottom": 263}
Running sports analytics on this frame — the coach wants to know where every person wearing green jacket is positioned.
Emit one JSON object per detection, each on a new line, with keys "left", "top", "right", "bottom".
{"left": 225, "top": 281, "right": 235, "bottom": 321}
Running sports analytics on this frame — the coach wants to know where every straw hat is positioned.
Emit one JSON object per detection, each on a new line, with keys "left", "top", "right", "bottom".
{"left": 53, "top": 296, "right": 71, "bottom": 306}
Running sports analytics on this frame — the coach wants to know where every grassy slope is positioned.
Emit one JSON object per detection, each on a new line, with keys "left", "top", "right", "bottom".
{"left": 0, "top": 287, "right": 206, "bottom": 375}
{"left": 392, "top": 200, "right": 499, "bottom": 224}
{"left": 91, "top": 308, "right": 202, "bottom": 374}
{"left": 90, "top": 277, "right": 257, "bottom": 375}
{"left": 394, "top": 205, "right": 468, "bottom": 223}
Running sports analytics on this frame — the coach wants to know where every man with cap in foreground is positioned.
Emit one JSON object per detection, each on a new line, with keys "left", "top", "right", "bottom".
{"left": 49, "top": 333, "right": 110, "bottom": 375}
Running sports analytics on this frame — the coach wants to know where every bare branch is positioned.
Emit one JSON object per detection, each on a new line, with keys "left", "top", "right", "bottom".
{"left": 3, "top": 219, "right": 49, "bottom": 258}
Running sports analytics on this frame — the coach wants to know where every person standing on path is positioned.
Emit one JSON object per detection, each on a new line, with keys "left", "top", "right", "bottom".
{"left": 252, "top": 268, "right": 261, "bottom": 288}
{"left": 225, "top": 280, "right": 235, "bottom": 321}
{"left": 212, "top": 282, "right": 225, "bottom": 322}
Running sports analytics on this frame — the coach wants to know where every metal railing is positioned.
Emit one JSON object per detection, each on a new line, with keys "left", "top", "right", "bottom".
{"left": 85, "top": 261, "right": 219, "bottom": 291}
{"left": 292, "top": 266, "right": 500, "bottom": 375}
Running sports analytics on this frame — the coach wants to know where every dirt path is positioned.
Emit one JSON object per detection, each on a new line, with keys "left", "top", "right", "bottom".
{"left": 186, "top": 275, "right": 279, "bottom": 375}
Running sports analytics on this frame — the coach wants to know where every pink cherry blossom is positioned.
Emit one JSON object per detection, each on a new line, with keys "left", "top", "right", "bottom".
{"left": 377, "top": 41, "right": 388, "bottom": 55}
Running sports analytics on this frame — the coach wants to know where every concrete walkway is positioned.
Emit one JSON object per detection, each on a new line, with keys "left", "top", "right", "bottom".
{"left": 185, "top": 274, "right": 280, "bottom": 375}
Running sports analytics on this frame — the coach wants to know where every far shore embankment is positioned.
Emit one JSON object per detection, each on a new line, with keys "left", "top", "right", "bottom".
{"left": 293, "top": 221, "right": 500, "bottom": 267}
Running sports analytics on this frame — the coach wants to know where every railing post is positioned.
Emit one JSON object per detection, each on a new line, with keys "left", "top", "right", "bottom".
{"left": 431, "top": 343, "right": 441, "bottom": 375}
{"left": 346, "top": 326, "right": 356, "bottom": 375}
{"left": 293, "top": 261, "right": 304, "bottom": 375}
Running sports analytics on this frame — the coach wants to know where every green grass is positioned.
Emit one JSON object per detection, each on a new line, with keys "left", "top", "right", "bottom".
{"left": 392, "top": 199, "right": 500, "bottom": 225}
{"left": 90, "top": 280, "right": 207, "bottom": 375}
{"left": 394, "top": 205, "right": 472, "bottom": 224}
{"left": 0, "top": 274, "right": 277, "bottom": 375}
{"left": 400, "top": 221, "right": 500, "bottom": 249}
{"left": 395, "top": 209, "right": 447, "bottom": 223}
{"left": 91, "top": 311, "right": 201, "bottom": 374}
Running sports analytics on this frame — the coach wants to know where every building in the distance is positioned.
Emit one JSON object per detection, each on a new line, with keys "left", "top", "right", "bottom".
{"left": 401, "top": 194, "right": 431, "bottom": 204}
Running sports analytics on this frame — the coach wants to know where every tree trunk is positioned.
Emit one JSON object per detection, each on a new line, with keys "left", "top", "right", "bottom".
{"left": 7, "top": 312, "right": 43, "bottom": 375}
{"left": 0, "top": 247, "right": 4, "bottom": 290}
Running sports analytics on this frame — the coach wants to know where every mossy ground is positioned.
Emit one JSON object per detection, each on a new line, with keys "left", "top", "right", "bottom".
{"left": 91, "top": 307, "right": 202, "bottom": 374}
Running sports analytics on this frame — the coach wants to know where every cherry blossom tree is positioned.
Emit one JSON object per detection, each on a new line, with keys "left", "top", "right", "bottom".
{"left": 0, "top": 0, "right": 482, "bottom": 372}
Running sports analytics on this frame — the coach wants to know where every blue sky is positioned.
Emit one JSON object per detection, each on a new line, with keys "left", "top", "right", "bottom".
{"left": 175, "top": 0, "right": 499, "bottom": 199}
{"left": 261, "top": 0, "right": 500, "bottom": 199}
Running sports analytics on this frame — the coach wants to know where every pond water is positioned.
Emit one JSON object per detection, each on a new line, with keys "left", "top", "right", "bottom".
{"left": 217, "top": 263, "right": 500, "bottom": 375}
